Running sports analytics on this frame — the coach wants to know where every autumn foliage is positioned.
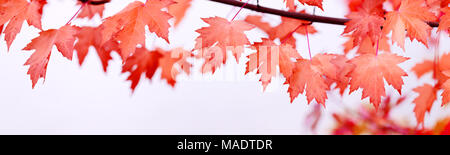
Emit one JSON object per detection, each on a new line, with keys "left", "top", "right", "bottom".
{"left": 0, "top": 0, "right": 449, "bottom": 132}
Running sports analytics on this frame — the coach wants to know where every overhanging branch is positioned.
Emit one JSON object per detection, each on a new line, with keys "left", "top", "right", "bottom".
{"left": 208, "top": 0, "right": 440, "bottom": 27}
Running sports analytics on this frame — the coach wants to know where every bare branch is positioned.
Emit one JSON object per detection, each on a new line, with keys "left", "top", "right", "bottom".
{"left": 208, "top": 0, "right": 439, "bottom": 27}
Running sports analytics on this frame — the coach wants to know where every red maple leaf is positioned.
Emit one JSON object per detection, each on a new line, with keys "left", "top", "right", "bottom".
{"left": 343, "top": 0, "right": 384, "bottom": 46}
{"left": 122, "top": 47, "right": 163, "bottom": 91}
{"left": 100, "top": 0, "right": 175, "bottom": 60}
{"left": 413, "top": 84, "right": 438, "bottom": 125}
{"left": 23, "top": 25, "right": 78, "bottom": 88}
{"left": 74, "top": 26, "right": 119, "bottom": 72}
{"left": 246, "top": 39, "right": 301, "bottom": 90}
{"left": 122, "top": 47, "right": 191, "bottom": 90}
{"left": 77, "top": 1, "right": 105, "bottom": 19}
{"left": 383, "top": 0, "right": 437, "bottom": 50}
{"left": 349, "top": 53, "right": 409, "bottom": 109}
{"left": 158, "top": 48, "right": 191, "bottom": 87}
{"left": 168, "top": 0, "right": 192, "bottom": 26}
{"left": 195, "top": 16, "right": 254, "bottom": 62}
{"left": 298, "top": 0, "right": 324, "bottom": 10}
{"left": 0, "top": 0, "right": 46, "bottom": 49}
{"left": 438, "top": 6, "right": 450, "bottom": 35}
{"left": 288, "top": 54, "right": 338, "bottom": 106}
{"left": 326, "top": 54, "right": 355, "bottom": 95}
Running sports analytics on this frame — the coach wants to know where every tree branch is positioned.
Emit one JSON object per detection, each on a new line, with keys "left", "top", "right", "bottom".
{"left": 208, "top": 0, "right": 440, "bottom": 27}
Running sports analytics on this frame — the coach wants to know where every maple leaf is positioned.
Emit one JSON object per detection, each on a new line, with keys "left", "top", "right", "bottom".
{"left": 343, "top": 35, "right": 390, "bottom": 55}
{"left": 412, "top": 53, "right": 450, "bottom": 86}
{"left": 347, "top": 0, "right": 362, "bottom": 12}
{"left": 0, "top": 0, "right": 46, "bottom": 49}
{"left": 195, "top": 43, "right": 225, "bottom": 73}
{"left": 438, "top": 7, "right": 450, "bottom": 34}
{"left": 194, "top": 16, "right": 254, "bottom": 61}
{"left": 244, "top": 12, "right": 317, "bottom": 49}
{"left": 382, "top": 0, "right": 437, "bottom": 50}
{"left": 342, "top": 35, "right": 354, "bottom": 54}
{"left": 246, "top": 39, "right": 279, "bottom": 89}
{"left": 284, "top": 0, "right": 296, "bottom": 9}
{"left": 23, "top": 25, "right": 78, "bottom": 88}
{"left": 442, "top": 79, "right": 450, "bottom": 106}
{"left": 343, "top": 0, "right": 384, "bottom": 46}
{"left": 413, "top": 84, "right": 437, "bottom": 125}
{"left": 288, "top": 54, "right": 337, "bottom": 106}
{"left": 159, "top": 48, "right": 191, "bottom": 86}
{"left": 412, "top": 60, "right": 434, "bottom": 78}
{"left": 246, "top": 39, "right": 300, "bottom": 89}
{"left": 244, "top": 15, "right": 272, "bottom": 33}
{"left": 349, "top": 53, "right": 409, "bottom": 109}
{"left": 122, "top": 47, "right": 163, "bottom": 91}
{"left": 77, "top": 1, "right": 105, "bottom": 19}
{"left": 168, "top": 0, "right": 192, "bottom": 26}
{"left": 327, "top": 54, "right": 355, "bottom": 95}
{"left": 298, "top": 0, "right": 324, "bottom": 10}
{"left": 278, "top": 44, "right": 301, "bottom": 80}
{"left": 100, "top": 0, "right": 175, "bottom": 60}
{"left": 122, "top": 47, "right": 191, "bottom": 90}
{"left": 74, "top": 26, "right": 119, "bottom": 72}
{"left": 269, "top": 14, "right": 317, "bottom": 41}
{"left": 357, "top": 36, "right": 391, "bottom": 54}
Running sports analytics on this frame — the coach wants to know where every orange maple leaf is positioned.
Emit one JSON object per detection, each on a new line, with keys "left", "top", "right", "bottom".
{"left": 298, "top": 0, "right": 324, "bottom": 10}
{"left": 74, "top": 26, "right": 120, "bottom": 72}
{"left": 244, "top": 15, "right": 272, "bottom": 33}
{"left": 195, "top": 16, "right": 254, "bottom": 62}
{"left": 349, "top": 53, "right": 409, "bottom": 109}
{"left": 412, "top": 60, "right": 435, "bottom": 78}
{"left": 326, "top": 54, "right": 355, "bottom": 95}
{"left": 246, "top": 39, "right": 301, "bottom": 90}
{"left": 413, "top": 84, "right": 438, "bottom": 125}
{"left": 438, "top": 7, "right": 450, "bottom": 34}
{"left": 23, "top": 25, "right": 78, "bottom": 88}
{"left": 284, "top": 0, "right": 296, "bottom": 9}
{"left": 357, "top": 36, "right": 391, "bottom": 54}
{"left": 168, "top": 0, "right": 192, "bottom": 26}
{"left": 442, "top": 79, "right": 450, "bottom": 106}
{"left": 77, "top": 1, "right": 105, "bottom": 19}
{"left": 244, "top": 12, "right": 317, "bottom": 49}
{"left": 278, "top": 44, "right": 302, "bottom": 80}
{"left": 288, "top": 54, "right": 337, "bottom": 106}
{"left": 269, "top": 14, "right": 317, "bottom": 41}
{"left": 159, "top": 48, "right": 191, "bottom": 87}
{"left": 122, "top": 47, "right": 190, "bottom": 90}
{"left": 342, "top": 35, "right": 391, "bottom": 55}
{"left": 412, "top": 53, "right": 450, "bottom": 86}
{"left": 100, "top": 0, "right": 175, "bottom": 60}
{"left": 382, "top": 0, "right": 437, "bottom": 50}
{"left": 0, "top": 0, "right": 46, "bottom": 49}
{"left": 343, "top": 0, "right": 384, "bottom": 46}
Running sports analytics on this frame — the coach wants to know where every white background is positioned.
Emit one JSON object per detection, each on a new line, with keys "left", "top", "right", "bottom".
{"left": 0, "top": 0, "right": 449, "bottom": 134}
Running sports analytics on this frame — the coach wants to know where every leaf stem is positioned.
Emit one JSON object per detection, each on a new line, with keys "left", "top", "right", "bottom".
{"left": 66, "top": 2, "right": 87, "bottom": 25}
{"left": 305, "top": 26, "right": 312, "bottom": 60}
{"left": 230, "top": 0, "right": 251, "bottom": 21}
